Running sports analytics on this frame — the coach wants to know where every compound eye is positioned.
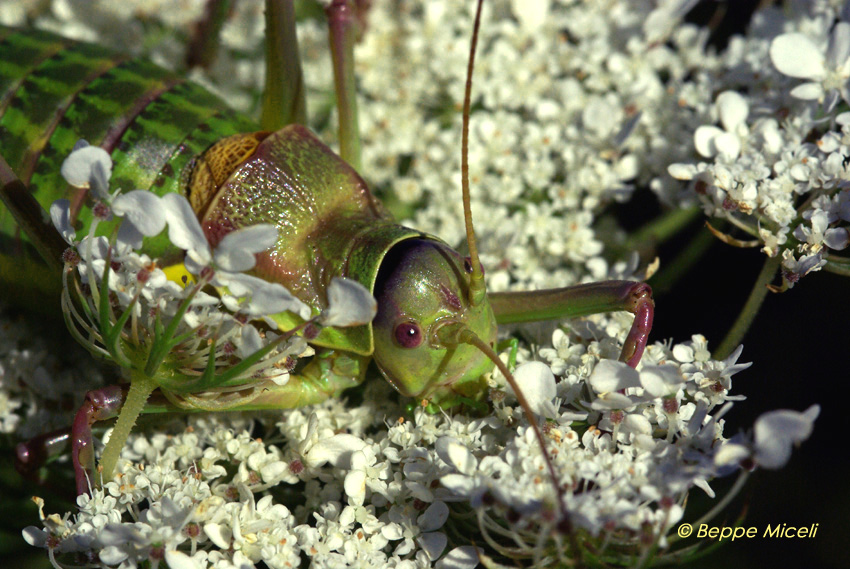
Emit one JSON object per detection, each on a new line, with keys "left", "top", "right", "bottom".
{"left": 394, "top": 321, "right": 423, "bottom": 348}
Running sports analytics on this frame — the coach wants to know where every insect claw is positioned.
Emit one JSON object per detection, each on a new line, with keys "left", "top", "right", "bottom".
{"left": 619, "top": 282, "right": 654, "bottom": 368}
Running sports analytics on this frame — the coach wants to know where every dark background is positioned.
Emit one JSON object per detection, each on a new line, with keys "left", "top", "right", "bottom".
{"left": 664, "top": 3, "right": 848, "bottom": 566}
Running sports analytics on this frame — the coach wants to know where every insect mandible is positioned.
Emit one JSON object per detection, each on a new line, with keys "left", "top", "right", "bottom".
{"left": 0, "top": 0, "right": 654, "bottom": 500}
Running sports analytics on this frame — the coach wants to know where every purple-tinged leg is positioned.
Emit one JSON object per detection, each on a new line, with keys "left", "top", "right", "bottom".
{"left": 489, "top": 280, "right": 655, "bottom": 368}
{"left": 15, "top": 429, "right": 71, "bottom": 483}
{"left": 70, "top": 385, "right": 126, "bottom": 495}
{"left": 618, "top": 282, "right": 654, "bottom": 368}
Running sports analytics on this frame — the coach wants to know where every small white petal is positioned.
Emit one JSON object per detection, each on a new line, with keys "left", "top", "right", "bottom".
{"left": 639, "top": 365, "right": 684, "bottom": 397}
{"left": 672, "top": 344, "right": 695, "bottom": 363}
{"left": 382, "top": 523, "right": 404, "bottom": 541}
{"left": 116, "top": 218, "right": 144, "bottom": 250}
{"left": 714, "top": 131, "right": 741, "bottom": 161}
{"left": 717, "top": 91, "right": 748, "bottom": 131}
{"left": 259, "top": 460, "right": 288, "bottom": 482}
{"left": 510, "top": 0, "right": 549, "bottom": 31}
{"left": 436, "top": 546, "right": 479, "bottom": 569}
{"left": 89, "top": 160, "right": 110, "bottom": 199}
{"left": 60, "top": 144, "right": 113, "bottom": 188}
{"left": 588, "top": 359, "right": 641, "bottom": 393}
{"left": 591, "top": 392, "right": 637, "bottom": 410}
{"left": 754, "top": 405, "right": 820, "bottom": 469}
{"left": 510, "top": 361, "right": 556, "bottom": 416}
{"left": 667, "top": 163, "right": 697, "bottom": 180}
{"left": 344, "top": 470, "right": 367, "bottom": 506}
{"left": 694, "top": 125, "right": 724, "bottom": 158}
{"left": 164, "top": 550, "right": 200, "bottom": 569}
{"left": 827, "top": 22, "right": 850, "bottom": 67}
{"left": 21, "top": 527, "right": 47, "bottom": 547}
{"left": 204, "top": 523, "right": 231, "bottom": 549}
{"left": 440, "top": 473, "right": 475, "bottom": 496}
{"left": 98, "top": 546, "right": 128, "bottom": 565}
{"left": 162, "top": 193, "right": 211, "bottom": 263}
{"left": 436, "top": 438, "right": 477, "bottom": 476}
{"left": 221, "top": 273, "right": 311, "bottom": 319}
{"left": 238, "top": 325, "right": 263, "bottom": 358}
{"left": 50, "top": 199, "right": 76, "bottom": 244}
{"left": 112, "top": 190, "right": 166, "bottom": 237}
{"left": 789, "top": 82, "right": 825, "bottom": 101}
{"left": 418, "top": 501, "right": 449, "bottom": 532}
{"left": 770, "top": 34, "right": 826, "bottom": 79}
{"left": 418, "top": 531, "right": 448, "bottom": 560}
{"left": 824, "top": 227, "right": 850, "bottom": 250}
{"left": 836, "top": 111, "right": 850, "bottom": 125}
{"left": 319, "top": 277, "right": 377, "bottom": 327}
{"left": 215, "top": 224, "right": 279, "bottom": 272}
{"left": 622, "top": 413, "right": 652, "bottom": 435}
{"left": 714, "top": 442, "right": 750, "bottom": 467}
{"left": 304, "top": 434, "right": 367, "bottom": 468}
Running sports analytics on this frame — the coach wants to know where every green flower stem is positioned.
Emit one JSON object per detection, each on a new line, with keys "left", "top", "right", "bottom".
{"left": 97, "top": 370, "right": 157, "bottom": 486}
{"left": 648, "top": 227, "right": 715, "bottom": 294}
{"left": 714, "top": 253, "right": 782, "bottom": 360}
{"left": 624, "top": 205, "right": 702, "bottom": 252}
{"left": 824, "top": 259, "right": 850, "bottom": 277}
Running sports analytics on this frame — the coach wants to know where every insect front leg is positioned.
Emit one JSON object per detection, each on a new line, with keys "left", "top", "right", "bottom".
{"left": 69, "top": 385, "right": 127, "bottom": 495}
{"left": 15, "top": 385, "right": 130, "bottom": 496}
{"left": 167, "top": 350, "right": 370, "bottom": 412}
{"left": 489, "top": 280, "right": 654, "bottom": 367}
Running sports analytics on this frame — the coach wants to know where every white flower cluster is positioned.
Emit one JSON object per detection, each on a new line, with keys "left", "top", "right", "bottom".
{"left": 0, "top": 0, "right": 826, "bottom": 567}
{"left": 666, "top": 1, "right": 850, "bottom": 288}
{"left": 21, "top": 328, "right": 818, "bottom": 568}
{"left": 52, "top": 141, "right": 316, "bottom": 392}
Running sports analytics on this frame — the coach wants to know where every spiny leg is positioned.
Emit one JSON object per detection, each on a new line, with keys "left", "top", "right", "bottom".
{"left": 489, "top": 280, "right": 654, "bottom": 368}
{"left": 325, "top": 0, "right": 361, "bottom": 171}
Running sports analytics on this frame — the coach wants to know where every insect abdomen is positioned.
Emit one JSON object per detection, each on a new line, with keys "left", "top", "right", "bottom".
{"left": 0, "top": 26, "right": 258, "bottom": 262}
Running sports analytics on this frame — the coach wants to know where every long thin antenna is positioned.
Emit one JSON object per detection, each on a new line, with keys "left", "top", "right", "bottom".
{"left": 461, "top": 0, "right": 486, "bottom": 306}
{"left": 436, "top": 322, "right": 581, "bottom": 559}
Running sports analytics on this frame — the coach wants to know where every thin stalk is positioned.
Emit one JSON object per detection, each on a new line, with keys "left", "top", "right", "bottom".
{"left": 625, "top": 205, "right": 701, "bottom": 251}
{"left": 326, "top": 0, "right": 361, "bottom": 171}
{"left": 261, "top": 0, "right": 307, "bottom": 130}
{"left": 460, "top": 0, "right": 486, "bottom": 306}
{"left": 689, "top": 470, "right": 750, "bottom": 532}
{"left": 97, "top": 370, "right": 157, "bottom": 485}
{"left": 714, "top": 253, "right": 782, "bottom": 360}
{"left": 824, "top": 259, "right": 850, "bottom": 277}
{"left": 185, "top": 0, "right": 234, "bottom": 70}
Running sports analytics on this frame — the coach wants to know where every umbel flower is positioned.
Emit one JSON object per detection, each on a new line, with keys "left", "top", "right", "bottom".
{"left": 1, "top": 0, "right": 830, "bottom": 568}
{"left": 18, "top": 148, "right": 820, "bottom": 568}
{"left": 48, "top": 141, "right": 377, "bottom": 496}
